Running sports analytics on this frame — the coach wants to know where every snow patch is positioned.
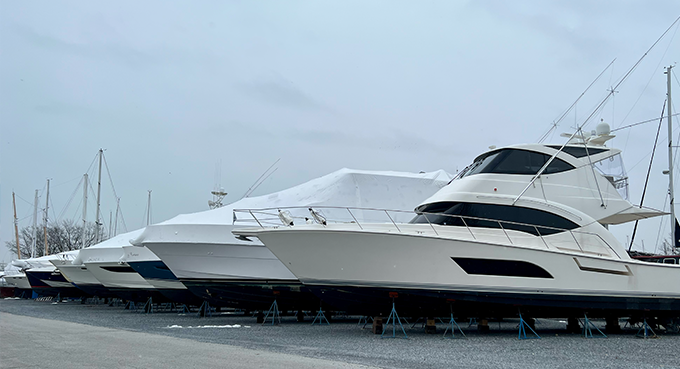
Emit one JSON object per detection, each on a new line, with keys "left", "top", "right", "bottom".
{"left": 164, "top": 324, "right": 250, "bottom": 329}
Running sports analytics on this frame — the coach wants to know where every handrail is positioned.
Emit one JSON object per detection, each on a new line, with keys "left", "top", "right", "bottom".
{"left": 233, "top": 205, "right": 622, "bottom": 259}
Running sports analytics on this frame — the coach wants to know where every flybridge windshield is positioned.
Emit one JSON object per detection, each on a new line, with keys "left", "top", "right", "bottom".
{"left": 593, "top": 153, "right": 629, "bottom": 200}
{"left": 455, "top": 149, "right": 574, "bottom": 179}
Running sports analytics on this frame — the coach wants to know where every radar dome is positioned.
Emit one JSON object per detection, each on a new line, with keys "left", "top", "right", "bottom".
{"left": 596, "top": 121, "right": 611, "bottom": 136}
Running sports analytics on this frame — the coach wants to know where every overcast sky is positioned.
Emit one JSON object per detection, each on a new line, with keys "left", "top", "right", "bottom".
{"left": 1, "top": 1, "right": 679, "bottom": 263}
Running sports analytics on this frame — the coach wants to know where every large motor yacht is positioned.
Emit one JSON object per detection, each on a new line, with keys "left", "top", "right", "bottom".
{"left": 235, "top": 126, "right": 680, "bottom": 318}
{"left": 133, "top": 168, "right": 453, "bottom": 312}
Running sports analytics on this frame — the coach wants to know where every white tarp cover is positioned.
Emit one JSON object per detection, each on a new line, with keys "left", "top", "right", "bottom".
{"left": 134, "top": 168, "right": 452, "bottom": 244}
{"left": 164, "top": 168, "right": 449, "bottom": 225}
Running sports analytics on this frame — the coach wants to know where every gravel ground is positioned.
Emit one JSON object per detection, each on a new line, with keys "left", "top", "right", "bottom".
{"left": 1, "top": 298, "right": 679, "bottom": 369}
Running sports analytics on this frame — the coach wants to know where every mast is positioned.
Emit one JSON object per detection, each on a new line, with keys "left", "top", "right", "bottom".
{"left": 81, "top": 173, "right": 88, "bottom": 249}
{"left": 94, "top": 149, "right": 103, "bottom": 244}
{"left": 667, "top": 65, "right": 675, "bottom": 248}
{"left": 12, "top": 192, "right": 21, "bottom": 259}
{"left": 146, "top": 190, "right": 152, "bottom": 226}
{"left": 113, "top": 197, "right": 120, "bottom": 237}
{"left": 43, "top": 179, "right": 50, "bottom": 256}
{"left": 31, "top": 190, "right": 38, "bottom": 258}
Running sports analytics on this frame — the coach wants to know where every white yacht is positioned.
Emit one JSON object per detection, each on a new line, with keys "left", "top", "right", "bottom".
{"left": 133, "top": 168, "right": 453, "bottom": 311}
{"left": 76, "top": 228, "right": 167, "bottom": 302}
{"left": 235, "top": 127, "right": 680, "bottom": 318}
{"left": 120, "top": 245, "right": 201, "bottom": 305}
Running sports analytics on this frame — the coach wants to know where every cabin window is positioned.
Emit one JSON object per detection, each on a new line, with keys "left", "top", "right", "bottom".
{"left": 458, "top": 149, "right": 574, "bottom": 179}
{"left": 546, "top": 145, "right": 608, "bottom": 158}
{"left": 411, "top": 202, "right": 579, "bottom": 236}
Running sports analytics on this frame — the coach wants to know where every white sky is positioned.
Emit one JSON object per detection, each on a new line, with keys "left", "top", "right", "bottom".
{"left": 1, "top": 1, "right": 679, "bottom": 263}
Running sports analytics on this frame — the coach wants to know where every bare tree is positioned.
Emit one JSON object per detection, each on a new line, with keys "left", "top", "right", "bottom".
{"left": 5, "top": 220, "right": 99, "bottom": 259}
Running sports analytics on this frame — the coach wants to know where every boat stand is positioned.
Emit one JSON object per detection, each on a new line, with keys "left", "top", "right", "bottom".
{"left": 262, "top": 300, "right": 281, "bottom": 325}
{"left": 443, "top": 313, "right": 466, "bottom": 339}
{"left": 518, "top": 313, "right": 540, "bottom": 340}
{"left": 311, "top": 308, "right": 330, "bottom": 326}
{"left": 636, "top": 317, "right": 658, "bottom": 339}
{"left": 381, "top": 301, "right": 408, "bottom": 339}
{"left": 358, "top": 316, "right": 373, "bottom": 328}
{"left": 582, "top": 314, "right": 606, "bottom": 338}
{"left": 178, "top": 304, "right": 191, "bottom": 314}
{"left": 124, "top": 300, "right": 137, "bottom": 311}
{"left": 198, "top": 301, "right": 212, "bottom": 318}
{"left": 108, "top": 298, "right": 122, "bottom": 307}
{"left": 468, "top": 317, "right": 477, "bottom": 327}
{"left": 142, "top": 297, "right": 154, "bottom": 314}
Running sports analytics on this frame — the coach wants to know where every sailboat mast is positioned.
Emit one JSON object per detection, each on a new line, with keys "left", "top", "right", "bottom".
{"left": 113, "top": 197, "right": 120, "bottom": 237}
{"left": 12, "top": 192, "right": 21, "bottom": 259}
{"left": 667, "top": 65, "right": 675, "bottom": 248}
{"left": 146, "top": 190, "right": 152, "bottom": 226}
{"left": 43, "top": 179, "right": 50, "bottom": 256}
{"left": 31, "top": 190, "right": 38, "bottom": 258}
{"left": 82, "top": 173, "right": 88, "bottom": 249}
{"left": 94, "top": 149, "right": 103, "bottom": 244}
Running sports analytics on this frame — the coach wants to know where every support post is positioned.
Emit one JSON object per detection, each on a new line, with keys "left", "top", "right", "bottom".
{"left": 380, "top": 300, "right": 408, "bottom": 339}
{"left": 262, "top": 300, "right": 281, "bottom": 325}
{"left": 582, "top": 313, "right": 607, "bottom": 338}
{"left": 518, "top": 313, "right": 540, "bottom": 340}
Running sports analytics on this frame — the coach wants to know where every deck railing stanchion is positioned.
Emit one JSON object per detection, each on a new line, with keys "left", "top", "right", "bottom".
{"left": 499, "top": 221, "right": 513, "bottom": 244}
{"left": 460, "top": 217, "right": 476, "bottom": 240}
{"left": 248, "top": 210, "right": 264, "bottom": 228}
{"left": 384, "top": 210, "right": 401, "bottom": 233}
{"left": 347, "top": 208, "right": 363, "bottom": 230}
{"left": 423, "top": 214, "right": 439, "bottom": 236}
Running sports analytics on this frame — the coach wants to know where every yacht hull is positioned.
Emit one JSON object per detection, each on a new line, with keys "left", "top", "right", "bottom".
{"left": 247, "top": 225, "right": 680, "bottom": 316}
{"left": 86, "top": 261, "right": 168, "bottom": 303}
{"left": 25, "top": 270, "right": 85, "bottom": 297}
{"left": 144, "top": 241, "right": 319, "bottom": 310}
{"left": 56, "top": 264, "right": 117, "bottom": 298}
{"left": 127, "top": 260, "right": 203, "bottom": 306}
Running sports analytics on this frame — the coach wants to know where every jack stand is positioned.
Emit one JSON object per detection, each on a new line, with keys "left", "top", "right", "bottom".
{"left": 198, "top": 301, "right": 212, "bottom": 318}
{"left": 518, "top": 313, "right": 540, "bottom": 340}
{"left": 582, "top": 314, "right": 606, "bottom": 338}
{"left": 124, "top": 300, "right": 137, "bottom": 311}
{"left": 179, "top": 304, "right": 191, "bottom": 314}
{"left": 358, "top": 316, "right": 373, "bottom": 328}
{"left": 381, "top": 300, "right": 408, "bottom": 339}
{"left": 443, "top": 313, "right": 466, "bottom": 339}
{"left": 468, "top": 317, "right": 477, "bottom": 327}
{"left": 311, "top": 308, "right": 330, "bottom": 325}
{"left": 54, "top": 293, "right": 61, "bottom": 303}
{"left": 636, "top": 317, "right": 658, "bottom": 339}
{"left": 410, "top": 317, "right": 424, "bottom": 329}
{"left": 143, "top": 297, "right": 153, "bottom": 314}
{"left": 109, "top": 298, "right": 121, "bottom": 307}
{"left": 262, "top": 300, "right": 281, "bottom": 325}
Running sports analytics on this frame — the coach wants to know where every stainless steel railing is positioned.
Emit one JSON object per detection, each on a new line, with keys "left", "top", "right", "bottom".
{"left": 233, "top": 206, "right": 621, "bottom": 259}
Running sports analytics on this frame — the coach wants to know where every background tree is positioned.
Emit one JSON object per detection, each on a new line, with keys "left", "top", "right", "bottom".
{"left": 5, "top": 220, "right": 100, "bottom": 259}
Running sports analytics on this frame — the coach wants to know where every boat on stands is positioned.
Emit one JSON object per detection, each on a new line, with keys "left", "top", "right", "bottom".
{"left": 133, "top": 168, "right": 453, "bottom": 312}
{"left": 236, "top": 127, "right": 680, "bottom": 319}
{"left": 77, "top": 228, "right": 168, "bottom": 302}
{"left": 121, "top": 245, "right": 202, "bottom": 306}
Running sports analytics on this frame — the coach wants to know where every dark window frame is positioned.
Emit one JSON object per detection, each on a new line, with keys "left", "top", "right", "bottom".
{"left": 412, "top": 202, "right": 579, "bottom": 236}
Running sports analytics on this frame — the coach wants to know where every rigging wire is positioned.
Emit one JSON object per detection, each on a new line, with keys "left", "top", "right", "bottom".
{"left": 536, "top": 59, "right": 616, "bottom": 143}
{"left": 629, "top": 100, "right": 666, "bottom": 251}
{"left": 611, "top": 113, "right": 680, "bottom": 132}
{"left": 241, "top": 158, "right": 280, "bottom": 199}
{"left": 56, "top": 176, "right": 84, "bottom": 222}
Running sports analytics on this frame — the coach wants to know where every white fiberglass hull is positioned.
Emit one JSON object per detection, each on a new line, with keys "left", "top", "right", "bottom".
{"left": 4, "top": 274, "right": 31, "bottom": 290}
{"left": 241, "top": 224, "right": 680, "bottom": 315}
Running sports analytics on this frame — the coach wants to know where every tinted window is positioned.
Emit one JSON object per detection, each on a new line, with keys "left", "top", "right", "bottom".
{"left": 547, "top": 145, "right": 608, "bottom": 158}
{"left": 460, "top": 149, "right": 573, "bottom": 179}
{"left": 411, "top": 202, "right": 579, "bottom": 236}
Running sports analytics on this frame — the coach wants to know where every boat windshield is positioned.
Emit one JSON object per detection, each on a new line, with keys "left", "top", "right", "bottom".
{"left": 456, "top": 149, "right": 574, "bottom": 180}
{"left": 593, "top": 153, "right": 628, "bottom": 200}
{"left": 411, "top": 202, "right": 579, "bottom": 236}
